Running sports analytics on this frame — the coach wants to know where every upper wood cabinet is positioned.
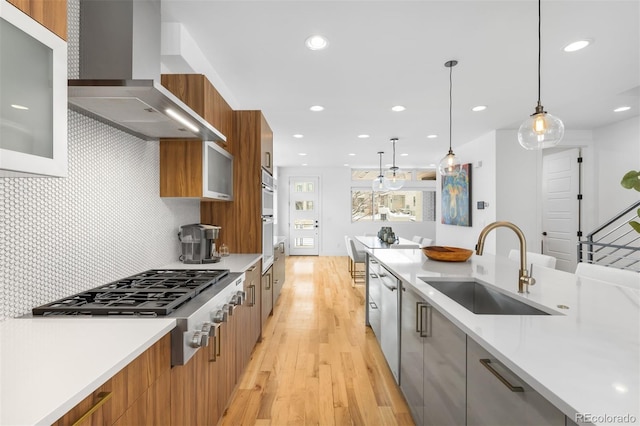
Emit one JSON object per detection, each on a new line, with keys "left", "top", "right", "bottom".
{"left": 260, "top": 114, "right": 274, "bottom": 174}
{"left": 7, "top": 0, "right": 67, "bottom": 40}
{"left": 161, "top": 74, "right": 232, "bottom": 146}
{"left": 201, "top": 110, "right": 272, "bottom": 253}
{"left": 160, "top": 140, "right": 233, "bottom": 201}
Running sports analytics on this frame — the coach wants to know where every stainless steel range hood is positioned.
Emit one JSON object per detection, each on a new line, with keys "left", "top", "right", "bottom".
{"left": 68, "top": 0, "right": 225, "bottom": 142}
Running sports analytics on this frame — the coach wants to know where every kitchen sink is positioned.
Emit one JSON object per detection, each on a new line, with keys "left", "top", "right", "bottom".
{"left": 418, "top": 279, "right": 551, "bottom": 315}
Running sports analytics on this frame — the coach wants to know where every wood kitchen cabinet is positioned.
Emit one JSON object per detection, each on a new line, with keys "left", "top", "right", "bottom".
{"left": 400, "top": 283, "right": 466, "bottom": 426}
{"left": 261, "top": 265, "right": 273, "bottom": 325}
{"left": 466, "top": 337, "right": 565, "bottom": 426}
{"left": 7, "top": 0, "right": 67, "bottom": 40}
{"left": 159, "top": 140, "right": 232, "bottom": 201}
{"left": 53, "top": 334, "right": 171, "bottom": 426}
{"left": 201, "top": 110, "right": 273, "bottom": 254}
{"left": 260, "top": 113, "right": 274, "bottom": 174}
{"left": 244, "top": 260, "right": 263, "bottom": 346}
{"left": 161, "top": 74, "right": 232, "bottom": 142}
{"left": 272, "top": 240, "right": 286, "bottom": 305}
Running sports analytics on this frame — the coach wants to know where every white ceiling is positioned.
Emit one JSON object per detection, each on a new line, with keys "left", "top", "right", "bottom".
{"left": 161, "top": 0, "right": 640, "bottom": 169}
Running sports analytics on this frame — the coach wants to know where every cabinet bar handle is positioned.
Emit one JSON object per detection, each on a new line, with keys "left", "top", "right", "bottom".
{"left": 266, "top": 152, "right": 272, "bottom": 168}
{"left": 209, "top": 326, "right": 218, "bottom": 362}
{"left": 369, "top": 301, "right": 378, "bottom": 310}
{"left": 479, "top": 359, "right": 524, "bottom": 392}
{"left": 72, "top": 391, "right": 113, "bottom": 426}
{"left": 216, "top": 327, "right": 222, "bottom": 358}
{"left": 248, "top": 265, "right": 257, "bottom": 272}
{"left": 418, "top": 303, "right": 431, "bottom": 337}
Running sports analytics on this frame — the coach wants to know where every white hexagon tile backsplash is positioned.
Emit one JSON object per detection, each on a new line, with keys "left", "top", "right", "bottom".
{"left": 0, "top": 111, "right": 200, "bottom": 320}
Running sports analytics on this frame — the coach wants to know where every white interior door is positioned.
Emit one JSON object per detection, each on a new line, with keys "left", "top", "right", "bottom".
{"left": 542, "top": 148, "right": 580, "bottom": 272}
{"left": 289, "top": 176, "right": 320, "bottom": 255}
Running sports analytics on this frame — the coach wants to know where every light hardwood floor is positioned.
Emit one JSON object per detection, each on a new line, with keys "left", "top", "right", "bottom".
{"left": 220, "top": 256, "right": 414, "bottom": 426}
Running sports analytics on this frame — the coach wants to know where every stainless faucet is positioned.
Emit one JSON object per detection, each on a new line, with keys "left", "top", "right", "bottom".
{"left": 476, "top": 221, "right": 536, "bottom": 293}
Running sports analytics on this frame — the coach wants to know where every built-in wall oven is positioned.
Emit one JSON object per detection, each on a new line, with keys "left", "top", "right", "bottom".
{"left": 261, "top": 169, "right": 275, "bottom": 272}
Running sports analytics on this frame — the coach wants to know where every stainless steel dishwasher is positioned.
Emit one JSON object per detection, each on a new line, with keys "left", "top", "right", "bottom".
{"left": 367, "top": 257, "right": 400, "bottom": 383}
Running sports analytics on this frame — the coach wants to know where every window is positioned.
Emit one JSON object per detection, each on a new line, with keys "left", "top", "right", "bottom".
{"left": 351, "top": 189, "right": 436, "bottom": 222}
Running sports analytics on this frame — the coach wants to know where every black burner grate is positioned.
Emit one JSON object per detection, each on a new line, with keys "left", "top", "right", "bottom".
{"left": 32, "top": 269, "right": 229, "bottom": 316}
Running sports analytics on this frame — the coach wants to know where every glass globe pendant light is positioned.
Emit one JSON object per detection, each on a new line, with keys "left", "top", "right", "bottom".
{"left": 383, "top": 138, "right": 406, "bottom": 190}
{"left": 438, "top": 60, "right": 463, "bottom": 176}
{"left": 372, "top": 151, "right": 385, "bottom": 191}
{"left": 517, "top": 0, "right": 564, "bottom": 150}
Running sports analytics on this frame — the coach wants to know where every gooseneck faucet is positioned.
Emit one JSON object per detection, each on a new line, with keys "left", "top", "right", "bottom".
{"left": 476, "top": 221, "right": 536, "bottom": 293}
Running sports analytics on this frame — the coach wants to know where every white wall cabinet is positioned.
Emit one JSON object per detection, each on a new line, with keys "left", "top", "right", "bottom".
{"left": 0, "top": 1, "right": 68, "bottom": 177}
{"left": 466, "top": 337, "right": 565, "bottom": 426}
{"left": 400, "top": 283, "right": 466, "bottom": 425}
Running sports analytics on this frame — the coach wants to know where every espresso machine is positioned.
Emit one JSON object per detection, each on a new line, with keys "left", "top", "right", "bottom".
{"left": 178, "top": 224, "right": 222, "bottom": 264}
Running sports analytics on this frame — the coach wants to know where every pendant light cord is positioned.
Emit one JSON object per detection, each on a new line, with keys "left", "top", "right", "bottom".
{"left": 449, "top": 63, "right": 453, "bottom": 152}
{"left": 537, "top": 0, "right": 541, "bottom": 105}
{"left": 378, "top": 151, "right": 383, "bottom": 177}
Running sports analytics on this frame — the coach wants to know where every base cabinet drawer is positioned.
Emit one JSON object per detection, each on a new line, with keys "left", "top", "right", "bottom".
{"left": 466, "top": 337, "right": 565, "bottom": 426}
{"left": 53, "top": 334, "right": 171, "bottom": 426}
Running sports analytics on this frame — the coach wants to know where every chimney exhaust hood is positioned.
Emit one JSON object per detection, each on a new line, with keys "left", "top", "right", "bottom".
{"left": 68, "top": 0, "right": 225, "bottom": 143}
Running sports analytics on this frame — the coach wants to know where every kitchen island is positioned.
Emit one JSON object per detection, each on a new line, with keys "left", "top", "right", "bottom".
{"left": 369, "top": 248, "right": 639, "bottom": 425}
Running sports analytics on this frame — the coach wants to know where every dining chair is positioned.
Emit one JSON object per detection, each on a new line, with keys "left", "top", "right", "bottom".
{"left": 508, "top": 249, "right": 557, "bottom": 269}
{"left": 412, "top": 236, "right": 423, "bottom": 244}
{"left": 575, "top": 263, "right": 639, "bottom": 290}
{"left": 347, "top": 237, "right": 367, "bottom": 284}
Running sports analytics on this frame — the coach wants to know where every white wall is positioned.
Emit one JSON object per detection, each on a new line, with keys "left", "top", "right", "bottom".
{"left": 276, "top": 166, "right": 437, "bottom": 256}
{"left": 436, "top": 131, "right": 498, "bottom": 253}
{"left": 593, "top": 116, "right": 640, "bottom": 224}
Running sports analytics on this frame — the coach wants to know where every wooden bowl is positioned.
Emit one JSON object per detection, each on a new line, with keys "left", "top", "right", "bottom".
{"left": 422, "top": 246, "right": 473, "bottom": 262}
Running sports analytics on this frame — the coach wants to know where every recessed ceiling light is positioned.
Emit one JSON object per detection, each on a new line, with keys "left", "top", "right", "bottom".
{"left": 428, "top": 163, "right": 436, "bottom": 167}
{"left": 472, "top": 105, "right": 487, "bottom": 112}
{"left": 305, "top": 35, "right": 328, "bottom": 51}
{"left": 348, "top": 153, "right": 356, "bottom": 156}
{"left": 427, "top": 134, "right": 438, "bottom": 139}
{"left": 357, "top": 134, "right": 370, "bottom": 139}
{"left": 11, "top": 104, "right": 29, "bottom": 110}
{"left": 400, "top": 153, "right": 409, "bottom": 156}
{"left": 293, "top": 134, "right": 304, "bottom": 138}
{"left": 344, "top": 163, "right": 349, "bottom": 166}
{"left": 563, "top": 40, "right": 591, "bottom": 52}
{"left": 310, "top": 105, "right": 324, "bottom": 112}
{"left": 614, "top": 106, "right": 631, "bottom": 112}
{"left": 391, "top": 105, "right": 406, "bottom": 112}
{"left": 302, "top": 163, "right": 308, "bottom": 166}
{"left": 298, "top": 153, "right": 307, "bottom": 156}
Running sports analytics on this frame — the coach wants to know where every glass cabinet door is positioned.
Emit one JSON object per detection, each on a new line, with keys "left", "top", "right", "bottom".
{"left": 0, "top": 2, "right": 67, "bottom": 177}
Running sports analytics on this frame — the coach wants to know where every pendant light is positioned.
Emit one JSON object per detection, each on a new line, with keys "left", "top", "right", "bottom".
{"left": 517, "top": 0, "right": 564, "bottom": 150}
{"left": 372, "top": 151, "right": 385, "bottom": 191}
{"left": 438, "top": 60, "right": 463, "bottom": 176}
{"left": 383, "top": 138, "right": 406, "bottom": 190}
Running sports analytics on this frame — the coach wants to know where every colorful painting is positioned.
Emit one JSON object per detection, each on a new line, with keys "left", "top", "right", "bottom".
{"left": 441, "top": 164, "right": 472, "bottom": 227}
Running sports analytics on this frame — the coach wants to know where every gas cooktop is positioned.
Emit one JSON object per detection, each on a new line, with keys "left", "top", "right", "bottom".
{"left": 32, "top": 269, "right": 230, "bottom": 317}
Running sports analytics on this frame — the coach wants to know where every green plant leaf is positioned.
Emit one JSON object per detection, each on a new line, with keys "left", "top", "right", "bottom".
{"left": 621, "top": 170, "right": 640, "bottom": 191}
{"left": 630, "top": 220, "right": 640, "bottom": 233}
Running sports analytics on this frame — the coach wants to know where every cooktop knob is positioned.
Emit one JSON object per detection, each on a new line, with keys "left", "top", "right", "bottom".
{"left": 190, "top": 331, "right": 204, "bottom": 348}
{"left": 212, "top": 309, "right": 227, "bottom": 323}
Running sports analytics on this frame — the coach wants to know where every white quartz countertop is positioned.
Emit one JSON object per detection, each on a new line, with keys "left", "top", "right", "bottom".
{"left": 0, "top": 317, "right": 175, "bottom": 425}
{"left": 370, "top": 249, "right": 640, "bottom": 425}
{"left": 160, "top": 253, "right": 261, "bottom": 273}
